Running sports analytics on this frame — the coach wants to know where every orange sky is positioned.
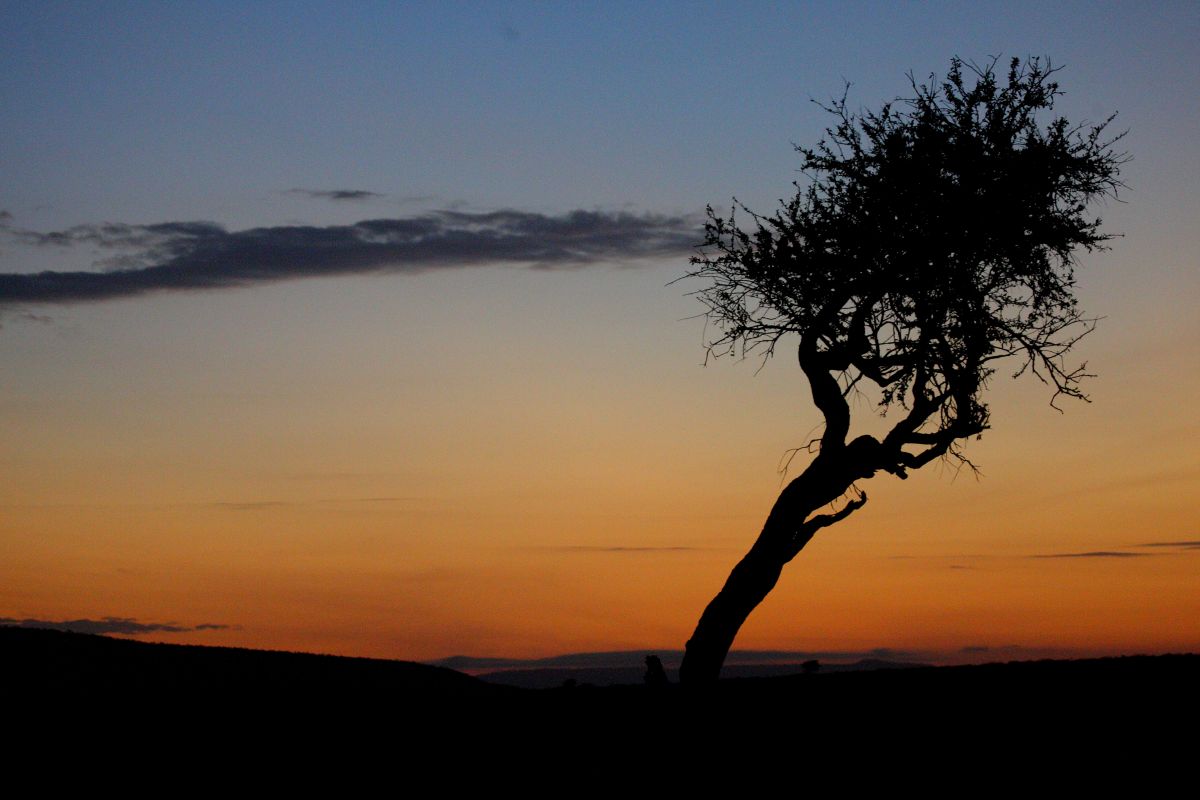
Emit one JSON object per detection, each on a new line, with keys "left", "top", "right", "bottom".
{"left": 2, "top": 258, "right": 1196, "bottom": 663}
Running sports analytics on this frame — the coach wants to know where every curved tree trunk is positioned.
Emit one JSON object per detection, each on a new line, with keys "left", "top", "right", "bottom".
{"left": 678, "top": 543, "right": 788, "bottom": 685}
{"left": 679, "top": 446, "right": 873, "bottom": 685}
{"left": 677, "top": 335, "right": 900, "bottom": 685}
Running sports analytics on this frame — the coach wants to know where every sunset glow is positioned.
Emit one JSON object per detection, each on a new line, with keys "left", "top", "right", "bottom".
{"left": 2, "top": 2, "right": 1196, "bottom": 666}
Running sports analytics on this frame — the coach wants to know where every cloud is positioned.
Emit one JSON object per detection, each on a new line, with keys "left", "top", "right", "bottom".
{"left": 1030, "top": 550, "right": 1154, "bottom": 559}
{"left": 210, "top": 501, "right": 295, "bottom": 511}
{"left": 0, "top": 310, "right": 55, "bottom": 329}
{"left": 1135, "top": 540, "right": 1200, "bottom": 549}
{"left": 0, "top": 209, "right": 699, "bottom": 307}
{"left": 208, "top": 497, "right": 412, "bottom": 511}
{"left": 0, "top": 616, "right": 231, "bottom": 635}
{"left": 17, "top": 312, "right": 54, "bottom": 324}
{"left": 287, "top": 188, "right": 384, "bottom": 202}
{"left": 543, "top": 545, "right": 704, "bottom": 553}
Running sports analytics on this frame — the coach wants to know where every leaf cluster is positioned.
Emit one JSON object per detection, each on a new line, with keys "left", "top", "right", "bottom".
{"left": 688, "top": 57, "right": 1127, "bottom": 464}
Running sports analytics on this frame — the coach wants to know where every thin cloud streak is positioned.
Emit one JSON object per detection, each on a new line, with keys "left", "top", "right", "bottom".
{"left": 960, "top": 644, "right": 1022, "bottom": 653}
{"left": 1030, "top": 551, "right": 1155, "bottom": 559}
{"left": 210, "top": 501, "right": 295, "bottom": 511}
{"left": 0, "top": 209, "right": 700, "bottom": 307}
{"left": 0, "top": 616, "right": 231, "bottom": 635}
{"left": 538, "top": 545, "right": 705, "bottom": 553}
{"left": 209, "top": 497, "right": 414, "bottom": 511}
{"left": 286, "top": 188, "right": 384, "bottom": 201}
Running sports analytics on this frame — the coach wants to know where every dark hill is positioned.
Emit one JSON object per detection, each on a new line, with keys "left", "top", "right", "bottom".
{"left": 5, "top": 625, "right": 1196, "bottom": 750}
{"left": 1, "top": 625, "right": 507, "bottom": 700}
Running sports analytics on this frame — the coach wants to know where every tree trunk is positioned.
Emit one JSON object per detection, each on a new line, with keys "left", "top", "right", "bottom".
{"left": 679, "top": 448, "right": 870, "bottom": 685}
{"left": 678, "top": 542, "right": 787, "bottom": 685}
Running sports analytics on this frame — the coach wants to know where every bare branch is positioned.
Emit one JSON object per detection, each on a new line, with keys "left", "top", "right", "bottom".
{"left": 785, "top": 489, "right": 869, "bottom": 561}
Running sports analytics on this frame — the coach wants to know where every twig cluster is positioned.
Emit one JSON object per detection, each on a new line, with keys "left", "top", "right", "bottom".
{"left": 686, "top": 57, "right": 1126, "bottom": 475}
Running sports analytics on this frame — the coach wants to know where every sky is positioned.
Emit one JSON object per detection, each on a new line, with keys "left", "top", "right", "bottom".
{"left": 2, "top": 1, "right": 1197, "bottom": 665}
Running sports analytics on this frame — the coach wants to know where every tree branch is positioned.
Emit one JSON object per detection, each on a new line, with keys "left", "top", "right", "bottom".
{"left": 799, "top": 335, "right": 850, "bottom": 452}
{"left": 785, "top": 491, "right": 869, "bottom": 561}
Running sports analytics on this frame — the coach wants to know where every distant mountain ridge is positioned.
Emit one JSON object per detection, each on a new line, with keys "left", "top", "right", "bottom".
{"left": 5, "top": 625, "right": 1196, "bottom": 700}
{"left": 468, "top": 656, "right": 931, "bottom": 689}
{"left": 435, "top": 648, "right": 926, "bottom": 672}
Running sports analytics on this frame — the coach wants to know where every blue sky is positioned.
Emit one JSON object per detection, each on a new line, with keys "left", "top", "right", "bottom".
{"left": 6, "top": 1, "right": 1195, "bottom": 231}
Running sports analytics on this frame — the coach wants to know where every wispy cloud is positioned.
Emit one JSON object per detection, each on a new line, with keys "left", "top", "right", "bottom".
{"left": 960, "top": 644, "right": 1022, "bottom": 654}
{"left": 1030, "top": 551, "right": 1154, "bottom": 559}
{"left": 1135, "top": 540, "right": 1200, "bottom": 549}
{"left": 16, "top": 312, "right": 54, "bottom": 324}
{"left": 210, "top": 501, "right": 295, "bottom": 511}
{"left": 286, "top": 188, "right": 384, "bottom": 202}
{"left": 0, "top": 209, "right": 699, "bottom": 307}
{"left": 0, "top": 616, "right": 231, "bottom": 635}
{"left": 0, "top": 310, "right": 55, "bottom": 329}
{"left": 209, "top": 497, "right": 412, "bottom": 511}
{"left": 537, "top": 545, "right": 705, "bottom": 553}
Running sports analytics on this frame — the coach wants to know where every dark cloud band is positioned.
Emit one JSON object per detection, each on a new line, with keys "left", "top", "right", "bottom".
{"left": 0, "top": 209, "right": 699, "bottom": 306}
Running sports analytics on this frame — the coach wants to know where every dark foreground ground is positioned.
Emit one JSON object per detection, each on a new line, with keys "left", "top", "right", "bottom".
{"left": 5, "top": 626, "right": 1195, "bottom": 761}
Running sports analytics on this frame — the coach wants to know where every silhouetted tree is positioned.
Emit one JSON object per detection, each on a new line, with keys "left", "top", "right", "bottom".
{"left": 680, "top": 57, "right": 1126, "bottom": 685}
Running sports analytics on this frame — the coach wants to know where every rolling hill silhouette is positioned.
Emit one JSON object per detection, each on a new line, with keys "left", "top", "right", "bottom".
{"left": 6, "top": 624, "right": 1196, "bottom": 760}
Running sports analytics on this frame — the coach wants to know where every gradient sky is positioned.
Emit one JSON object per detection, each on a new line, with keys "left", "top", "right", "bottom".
{"left": 2, "top": 1, "right": 1197, "bottom": 664}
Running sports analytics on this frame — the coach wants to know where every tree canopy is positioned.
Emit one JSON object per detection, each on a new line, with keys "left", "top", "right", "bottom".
{"left": 688, "top": 57, "right": 1126, "bottom": 474}
{"left": 678, "top": 57, "right": 1126, "bottom": 684}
